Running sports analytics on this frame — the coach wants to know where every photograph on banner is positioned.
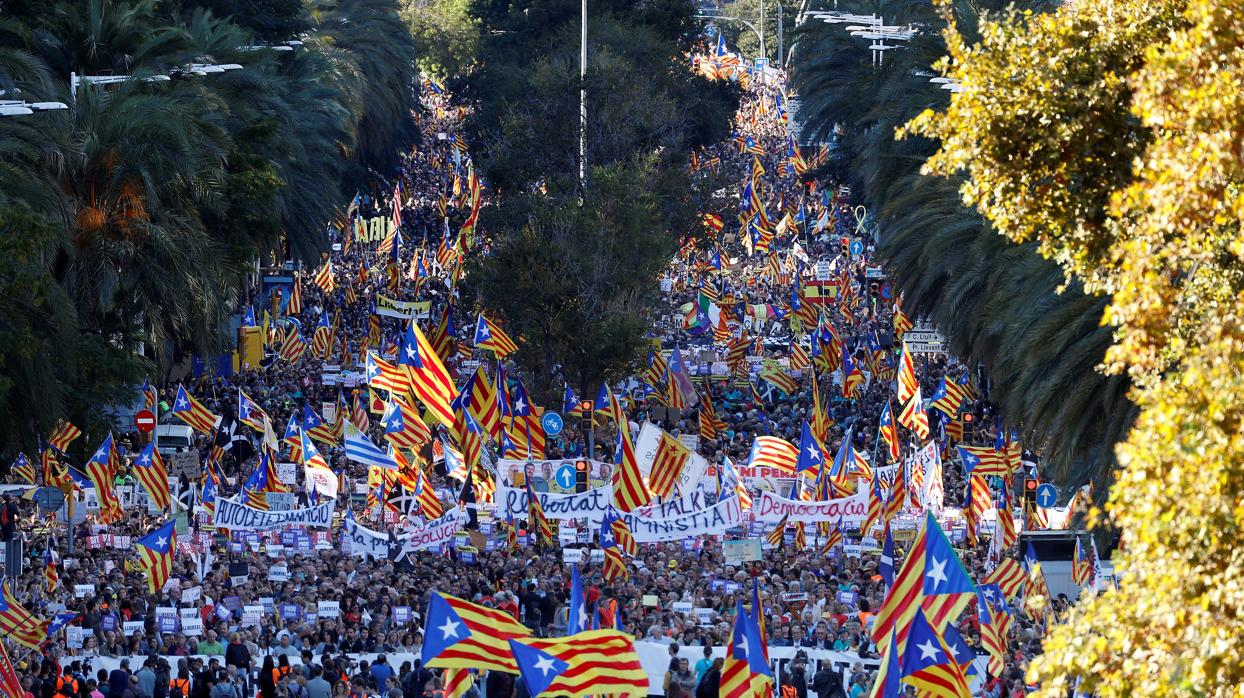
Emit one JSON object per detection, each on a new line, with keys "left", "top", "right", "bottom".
{"left": 497, "top": 457, "right": 611, "bottom": 495}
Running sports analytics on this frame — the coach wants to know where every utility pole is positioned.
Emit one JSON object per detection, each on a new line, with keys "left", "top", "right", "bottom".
{"left": 759, "top": 0, "right": 765, "bottom": 61}
{"left": 579, "top": 0, "right": 588, "bottom": 190}
{"left": 777, "top": 2, "right": 784, "bottom": 66}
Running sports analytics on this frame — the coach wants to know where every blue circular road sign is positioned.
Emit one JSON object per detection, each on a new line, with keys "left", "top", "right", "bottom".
{"left": 1035, "top": 483, "right": 1059, "bottom": 508}
{"left": 542, "top": 411, "right": 564, "bottom": 437}
{"left": 849, "top": 239, "right": 864, "bottom": 256}
{"left": 555, "top": 463, "right": 576, "bottom": 490}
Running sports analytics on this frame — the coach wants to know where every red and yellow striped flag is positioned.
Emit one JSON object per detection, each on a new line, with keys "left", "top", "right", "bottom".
{"left": 611, "top": 429, "right": 652, "bottom": 513}
{"left": 647, "top": 431, "right": 693, "bottom": 499}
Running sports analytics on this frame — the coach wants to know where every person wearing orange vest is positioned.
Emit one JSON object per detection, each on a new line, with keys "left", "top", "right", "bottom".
{"left": 55, "top": 672, "right": 80, "bottom": 698}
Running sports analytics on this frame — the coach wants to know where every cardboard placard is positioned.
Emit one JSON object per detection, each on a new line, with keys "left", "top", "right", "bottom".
{"left": 317, "top": 600, "right": 340, "bottom": 618}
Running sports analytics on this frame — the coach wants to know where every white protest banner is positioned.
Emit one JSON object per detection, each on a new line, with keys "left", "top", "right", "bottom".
{"left": 213, "top": 497, "right": 335, "bottom": 530}
{"left": 74, "top": 584, "right": 94, "bottom": 598}
{"left": 276, "top": 463, "right": 298, "bottom": 485}
{"left": 495, "top": 479, "right": 612, "bottom": 522}
{"left": 303, "top": 465, "right": 338, "bottom": 499}
{"left": 672, "top": 601, "right": 693, "bottom": 614}
{"left": 66, "top": 626, "right": 85, "bottom": 649}
{"left": 694, "top": 608, "right": 715, "bottom": 625}
{"left": 317, "top": 601, "right": 341, "bottom": 618}
{"left": 634, "top": 423, "right": 709, "bottom": 495}
{"left": 624, "top": 495, "right": 743, "bottom": 543}
{"left": 180, "top": 587, "right": 202, "bottom": 604}
{"left": 242, "top": 605, "right": 265, "bottom": 627}
{"left": 562, "top": 548, "right": 583, "bottom": 564}
{"left": 268, "top": 565, "right": 290, "bottom": 582}
{"left": 752, "top": 488, "right": 868, "bottom": 527}
{"left": 342, "top": 518, "right": 390, "bottom": 558}
{"left": 722, "top": 538, "right": 762, "bottom": 566}
{"left": 182, "top": 618, "right": 204, "bottom": 636}
{"left": 558, "top": 527, "right": 578, "bottom": 546}
{"left": 123, "top": 621, "right": 143, "bottom": 636}
{"left": 343, "top": 515, "right": 462, "bottom": 559}
{"left": 633, "top": 489, "right": 715, "bottom": 520}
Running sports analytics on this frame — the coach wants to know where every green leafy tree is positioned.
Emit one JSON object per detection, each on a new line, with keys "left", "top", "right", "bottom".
{"left": 401, "top": 0, "right": 479, "bottom": 79}
{"left": 462, "top": 0, "right": 738, "bottom": 401}
{"left": 788, "top": 0, "right": 1133, "bottom": 489}
{"left": 903, "top": 0, "right": 1244, "bottom": 693}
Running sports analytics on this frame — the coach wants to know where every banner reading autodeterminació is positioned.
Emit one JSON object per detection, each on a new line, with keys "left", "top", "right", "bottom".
{"left": 213, "top": 498, "right": 335, "bottom": 530}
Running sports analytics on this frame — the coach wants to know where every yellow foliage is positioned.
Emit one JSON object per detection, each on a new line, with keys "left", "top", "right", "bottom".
{"left": 904, "top": 0, "right": 1244, "bottom": 695}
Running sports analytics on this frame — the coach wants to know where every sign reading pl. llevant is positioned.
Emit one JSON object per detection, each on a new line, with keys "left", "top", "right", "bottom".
{"left": 213, "top": 497, "right": 335, "bottom": 531}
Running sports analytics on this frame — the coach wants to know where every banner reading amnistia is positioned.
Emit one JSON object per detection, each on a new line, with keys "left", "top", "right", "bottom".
{"left": 623, "top": 496, "right": 743, "bottom": 543}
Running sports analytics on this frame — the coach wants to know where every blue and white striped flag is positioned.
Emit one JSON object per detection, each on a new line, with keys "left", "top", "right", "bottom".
{"left": 343, "top": 422, "right": 397, "bottom": 469}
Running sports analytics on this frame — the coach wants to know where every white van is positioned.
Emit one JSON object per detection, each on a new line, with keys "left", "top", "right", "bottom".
{"left": 153, "top": 424, "right": 196, "bottom": 457}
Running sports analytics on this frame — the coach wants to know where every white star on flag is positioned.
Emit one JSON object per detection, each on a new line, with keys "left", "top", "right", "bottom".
{"left": 534, "top": 655, "right": 556, "bottom": 676}
{"left": 438, "top": 618, "right": 460, "bottom": 639}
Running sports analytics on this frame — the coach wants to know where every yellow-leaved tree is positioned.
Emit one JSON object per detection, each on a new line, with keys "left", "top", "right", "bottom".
{"left": 904, "top": 0, "right": 1244, "bottom": 695}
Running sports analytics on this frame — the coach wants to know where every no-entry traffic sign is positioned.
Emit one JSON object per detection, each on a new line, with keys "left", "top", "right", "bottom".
{"left": 135, "top": 409, "right": 157, "bottom": 433}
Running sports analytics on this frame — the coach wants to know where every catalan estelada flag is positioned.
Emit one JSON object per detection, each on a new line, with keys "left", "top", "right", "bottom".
{"left": 898, "top": 608, "right": 970, "bottom": 698}
{"left": 719, "top": 599, "right": 772, "bottom": 698}
{"left": 8, "top": 454, "right": 34, "bottom": 485}
{"left": 367, "top": 352, "right": 413, "bottom": 395}
{"left": 421, "top": 592, "right": 532, "bottom": 673}
{"left": 746, "top": 435, "right": 798, "bottom": 473}
{"left": 647, "top": 431, "right": 693, "bottom": 499}
{"left": 85, "top": 434, "right": 123, "bottom": 523}
{"left": 312, "top": 259, "right": 334, "bottom": 293}
{"left": 957, "top": 444, "right": 1010, "bottom": 477}
{"left": 443, "top": 669, "right": 473, "bottom": 698}
{"left": 397, "top": 321, "right": 456, "bottom": 427}
{"left": 171, "top": 385, "right": 218, "bottom": 434}
{"left": 0, "top": 630, "right": 25, "bottom": 696}
{"left": 473, "top": 314, "right": 518, "bottom": 358}
{"left": 526, "top": 480, "right": 555, "bottom": 544}
{"left": 871, "top": 513, "right": 976, "bottom": 655}
{"left": 133, "top": 441, "right": 170, "bottom": 510}
{"left": 929, "top": 375, "right": 970, "bottom": 416}
{"left": 758, "top": 364, "right": 798, "bottom": 395}
{"left": 879, "top": 400, "right": 901, "bottom": 463}
{"left": 135, "top": 520, "right": 176, "bottom": 594}
{"left": 47, "top": 420, "right": 81, "bottom": 453}
{"left": 610, "top": 428, "right": 652, "bottom": 513}
{"left": 985, "top": 557, "right": 1026, "bottom": 601}
{"left": 0, "top": 577, "right": 46, "bottom": 649}
{"left": 509, "top": 630, "right": 647, "bottom": 698}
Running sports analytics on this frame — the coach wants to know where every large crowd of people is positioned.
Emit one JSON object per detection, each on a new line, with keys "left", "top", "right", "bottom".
{"left": 0, "top": 39, "right": 1069, "bottom": 698}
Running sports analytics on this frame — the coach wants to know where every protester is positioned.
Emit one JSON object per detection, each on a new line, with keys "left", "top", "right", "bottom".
{"left": 0, "top": 40, "right": 1057, "bottom": 698}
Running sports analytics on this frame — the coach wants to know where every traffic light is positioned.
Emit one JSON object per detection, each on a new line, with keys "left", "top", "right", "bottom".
{"left": 575, "top": 459, "right": 589, "bottom": 493}
{"left": 1023, "top": 474, "right": 1039, "bottom": 508}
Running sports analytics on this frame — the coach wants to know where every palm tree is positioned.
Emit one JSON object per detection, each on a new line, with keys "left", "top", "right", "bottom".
{"left": 790, "top": 0, "right": 1135, "bottom": 491}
